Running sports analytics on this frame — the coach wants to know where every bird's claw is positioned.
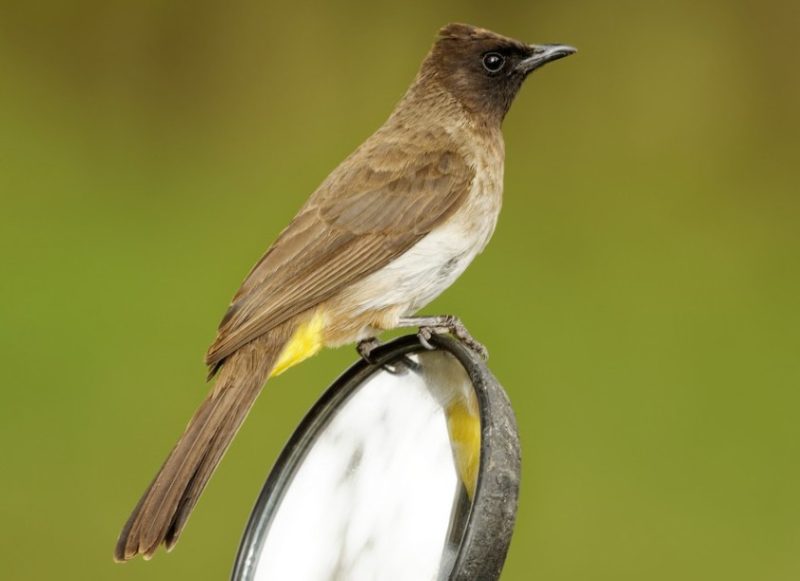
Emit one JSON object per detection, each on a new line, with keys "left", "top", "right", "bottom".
{"left": 417, "top": 316, "right": 489, "bottom": 360}
{"left": 356, "top": 337, "right": 382, "bottom": 364}
{"left": 357, "top": 337, "right": 417, "bottom": 374}
{"left": 417, "top": 327, "right": 437, "bottom": 350}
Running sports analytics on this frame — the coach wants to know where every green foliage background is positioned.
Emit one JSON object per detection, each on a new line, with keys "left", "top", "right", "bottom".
{"left": 1, "top": 1, "right": 798, "bottom": 579}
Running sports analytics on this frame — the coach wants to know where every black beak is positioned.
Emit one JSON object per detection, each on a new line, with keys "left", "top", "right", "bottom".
{"left": 517, "top": 44, "right": 577, "bottom": 74}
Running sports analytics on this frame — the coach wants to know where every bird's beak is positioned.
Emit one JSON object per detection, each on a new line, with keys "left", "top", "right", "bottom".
{"left": 517, "top": 44, "right": 577, "bottom": 74}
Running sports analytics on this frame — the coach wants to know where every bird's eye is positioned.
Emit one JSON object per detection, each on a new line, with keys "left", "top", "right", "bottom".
{"left": 482, "top": 52, "right": 505, "bottom": 73}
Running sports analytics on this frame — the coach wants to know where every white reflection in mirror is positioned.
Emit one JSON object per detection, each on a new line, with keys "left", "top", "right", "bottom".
{"left": 252, "top": 350, "right": 480, "bottom": 581}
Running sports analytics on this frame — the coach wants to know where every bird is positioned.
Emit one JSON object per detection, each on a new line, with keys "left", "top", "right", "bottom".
{"left": 114, "top": 22, "right": 575, "bottom": 561}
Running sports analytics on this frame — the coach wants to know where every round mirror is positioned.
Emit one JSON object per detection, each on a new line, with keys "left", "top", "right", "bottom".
{"left": 232, "top": 335, "right": 519, "bottom": 581}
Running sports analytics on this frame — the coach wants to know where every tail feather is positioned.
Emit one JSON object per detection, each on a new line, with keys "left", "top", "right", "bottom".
{"left": 114, "top": 324, "right": 293, "bottom": 561}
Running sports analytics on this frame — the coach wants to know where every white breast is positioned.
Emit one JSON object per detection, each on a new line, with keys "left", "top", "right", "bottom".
{"left": 343, "top": 138, "right": 504, "bottom": 317}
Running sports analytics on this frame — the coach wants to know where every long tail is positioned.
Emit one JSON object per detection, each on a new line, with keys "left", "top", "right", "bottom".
{"left": 114, "top": 324, "right": 293, "bottom": 561}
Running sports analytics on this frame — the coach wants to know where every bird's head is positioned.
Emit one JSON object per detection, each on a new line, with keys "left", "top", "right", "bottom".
{"left": 422, "top": 23, "right": 576, "bottom": 123}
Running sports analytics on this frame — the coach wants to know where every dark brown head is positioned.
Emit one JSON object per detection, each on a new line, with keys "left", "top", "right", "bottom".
{"left": 422, "top": 23, "right": 576, "bottom": 124}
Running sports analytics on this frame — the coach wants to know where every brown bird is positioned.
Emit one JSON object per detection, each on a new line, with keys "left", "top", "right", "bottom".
{"left": 115, "top": 22, "right": 575, "bottom": 561}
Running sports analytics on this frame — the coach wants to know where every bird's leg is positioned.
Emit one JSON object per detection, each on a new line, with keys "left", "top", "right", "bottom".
{"left": 356, "top": 337, "right": 382, "bottom": 364}
{"left": 356, "top": 337, "right": 416, "bottom": 374}
{"left": 397, "top": 315, "right": 489, "bottom": 360}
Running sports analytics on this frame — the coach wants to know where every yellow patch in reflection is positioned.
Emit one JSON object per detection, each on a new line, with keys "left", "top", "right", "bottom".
{"left": 446, "top": 398, "right": 481, "bottom": 499}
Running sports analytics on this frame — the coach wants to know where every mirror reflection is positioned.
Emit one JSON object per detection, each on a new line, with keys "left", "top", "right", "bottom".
{"left": 249, "top": 349, "right": 481, "bottom": 581}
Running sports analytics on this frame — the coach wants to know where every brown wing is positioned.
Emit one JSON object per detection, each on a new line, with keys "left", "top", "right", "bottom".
{"left": 205, "top": 136, "right": 474, "bottom": 369}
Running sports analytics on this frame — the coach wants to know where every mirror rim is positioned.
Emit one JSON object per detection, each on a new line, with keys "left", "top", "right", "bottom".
{"left": 231, "top": 334, "right": 520, "bottom": 581}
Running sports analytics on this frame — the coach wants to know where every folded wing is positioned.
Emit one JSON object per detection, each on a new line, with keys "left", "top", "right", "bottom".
{"left": 205, "top": 135, "right": 474, "bottom": 370}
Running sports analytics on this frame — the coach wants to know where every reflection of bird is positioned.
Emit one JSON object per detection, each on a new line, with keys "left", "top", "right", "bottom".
{"left": 446, "top": 398, "right": 482, "bottom": 499}
{"left": 115, "top": 23, "right": 575, "bottom": 561}
{"left": 420, "top": 350, "right": 482, "bottom": 499}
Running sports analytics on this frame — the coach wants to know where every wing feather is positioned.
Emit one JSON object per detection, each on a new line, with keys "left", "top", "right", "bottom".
{"left": 206, "top": 132, "right": 473, "bottom": 368}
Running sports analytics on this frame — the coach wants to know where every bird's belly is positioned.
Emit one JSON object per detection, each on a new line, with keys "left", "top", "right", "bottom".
{"left": 325, "top": 135, "right": 503, "bottom": 343}
{"left": 341, "top": 203, "right": 499, "bottom": 318}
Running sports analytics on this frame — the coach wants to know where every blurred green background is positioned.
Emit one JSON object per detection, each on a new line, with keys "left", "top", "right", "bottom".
{"left": 1, "top": 0, "right": 798, "bottom": 579}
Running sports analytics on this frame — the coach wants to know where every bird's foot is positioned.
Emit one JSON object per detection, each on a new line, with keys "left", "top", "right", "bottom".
{"left": 356, "top": 337, "right": 382, "bottom": 364}
{"left": 399, "top": 315, "right": 489, "bottom": 360}
{"left": 357, "top": 337, "right": 416, "bottom": 374}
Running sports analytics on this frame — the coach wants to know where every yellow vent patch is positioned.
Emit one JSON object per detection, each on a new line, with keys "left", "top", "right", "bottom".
{"left": 271, "top": 311, "right": 326, "bottom": 377}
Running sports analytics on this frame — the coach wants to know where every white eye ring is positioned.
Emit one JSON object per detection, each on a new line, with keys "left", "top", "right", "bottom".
{"left": 482, "top": 52, "right": 505, "bottom": 73}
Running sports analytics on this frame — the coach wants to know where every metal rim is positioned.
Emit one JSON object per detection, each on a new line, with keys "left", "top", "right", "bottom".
{"left": 231, "top": 334, "right": 520, "bottom": 581}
